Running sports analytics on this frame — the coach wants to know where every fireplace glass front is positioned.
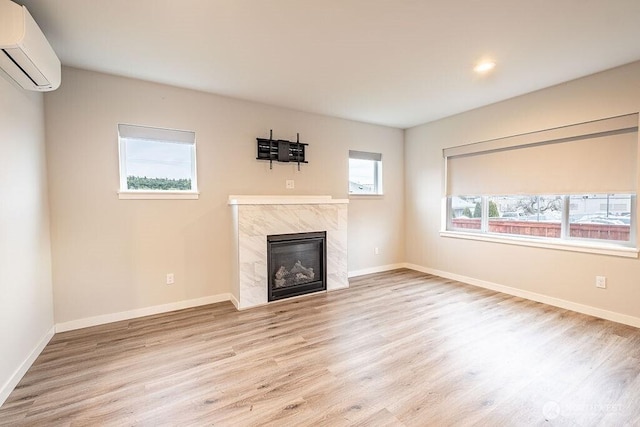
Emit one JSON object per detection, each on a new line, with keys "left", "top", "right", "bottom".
{"left": 267, "top": 231, "right": 327, "bottom": 301}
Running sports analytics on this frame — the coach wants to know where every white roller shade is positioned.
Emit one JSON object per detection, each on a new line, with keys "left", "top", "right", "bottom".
{"left": 349, "top": 150, "right": 382, "bottom": 161}
{"left": 445, "top": 114, "right": 638, "bottom": 196}
{"left": 118, "top": 124, "right": 195, "bottom": 144}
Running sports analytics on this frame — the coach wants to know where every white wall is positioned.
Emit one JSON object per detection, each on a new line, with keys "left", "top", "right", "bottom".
{"left": 0, "top": 74, "right": 55, "bottom": 405}
{"left": 405, "top": 60, "right": 640, "bottom": 323}
{"left": 44, "top": 67, "right": 404, "bottom": 326}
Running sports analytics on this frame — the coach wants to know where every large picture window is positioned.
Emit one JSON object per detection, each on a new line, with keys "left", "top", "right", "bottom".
{"left": 444, "top": 114, "right": 639, "bottom": 254}
{"left": 449, "top": 194, "right": 634, "bottom": 245}
{"left": 118, "top": 124, "right": 198, "bottom": 199}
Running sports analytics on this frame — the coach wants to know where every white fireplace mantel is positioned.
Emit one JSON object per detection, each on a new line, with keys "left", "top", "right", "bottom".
{"left": 228, "top": 195, "right": 349, "bottom": 205}
{"left": 228, "top": 195, "right": 349, "bottom": 309}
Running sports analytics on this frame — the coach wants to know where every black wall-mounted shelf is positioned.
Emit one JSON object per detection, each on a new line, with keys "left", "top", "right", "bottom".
{"left": 257, "top": 130, "right": 308, "bottom": 169}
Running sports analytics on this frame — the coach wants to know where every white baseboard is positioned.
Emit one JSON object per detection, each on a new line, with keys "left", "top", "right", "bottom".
{"left": 405, "top": 263, "right": 640, "bottom": 329}
{"left": 348, "top": 263, "right": 406, "bottom": 278}
{"left": 229, "top": 293, "right": 240, "bottom": 310}
{"left": 55, "top": 293, "right": 233, "bottom": 333}
{"left": 0, "top": 326, "right": 54, "bottom": 407}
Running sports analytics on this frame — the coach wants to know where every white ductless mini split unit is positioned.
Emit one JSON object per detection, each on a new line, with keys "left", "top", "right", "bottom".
{"left": 0, "top": 0, "right": 61, "bottom": 91}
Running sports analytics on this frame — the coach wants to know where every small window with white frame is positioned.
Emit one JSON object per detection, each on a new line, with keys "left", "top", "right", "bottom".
{"left": 349, "top": 150, "right": 383, "bottom": 195}
{"left": 118, "top": 124, "right": 198, "bottom": 199}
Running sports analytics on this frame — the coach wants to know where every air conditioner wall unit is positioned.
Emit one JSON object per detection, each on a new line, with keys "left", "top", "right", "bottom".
{"left": 0, "top": 0, "right": 61, "bottom": 91}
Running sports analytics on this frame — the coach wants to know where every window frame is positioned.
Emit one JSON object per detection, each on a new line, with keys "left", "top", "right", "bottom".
{"left": 348, "top": 150, "right": 383, "bottom": 196}
{"left": 566, "top": 194, "right": 636, "bottom": 246}
{"left": 446, "top": 196, "right": 483, "bottom": 232}
{"left": 117, "top": 124, "right": 199, "bottom": 200}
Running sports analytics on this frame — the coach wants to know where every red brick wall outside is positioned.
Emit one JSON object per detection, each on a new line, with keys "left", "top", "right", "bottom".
{"left": 451, "top": 219, "right": 630, "bottom": 241}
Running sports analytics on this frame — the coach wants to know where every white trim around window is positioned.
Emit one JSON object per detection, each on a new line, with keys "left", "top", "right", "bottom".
{"left": 118, "top": 124, "right": 199, "bottom": 200}
{"left": 441, "top": 229, "right": 639, "bottom": 258}
{"left": 349, "top": 150, "right": 383, "bottom": 196}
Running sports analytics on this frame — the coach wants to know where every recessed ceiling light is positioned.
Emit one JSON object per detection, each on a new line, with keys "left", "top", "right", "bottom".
{"left": 474, "top": 60, "right": 496, "bottom": 74}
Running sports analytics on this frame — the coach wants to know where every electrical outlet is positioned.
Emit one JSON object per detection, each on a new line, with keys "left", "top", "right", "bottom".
{"left": 166, "top": 273, "right": 175, "bottom": 285}
{"left": 286, "top": 179, "right": 295, "bottom": 189}
{"left": 374, "top": 247, "right": 379, "bottom": 255}
{"left": 595, "top": 276, "right": 606, "bottom": 289}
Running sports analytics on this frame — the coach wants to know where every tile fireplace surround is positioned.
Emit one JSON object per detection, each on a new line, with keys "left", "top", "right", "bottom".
{"left": 228, "top": 195, "right": 349, "bottom": 309}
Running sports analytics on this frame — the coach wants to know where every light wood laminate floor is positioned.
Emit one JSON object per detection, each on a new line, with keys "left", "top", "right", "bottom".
{"left": 1, "top": 269, "right": 639, "bottom": 426}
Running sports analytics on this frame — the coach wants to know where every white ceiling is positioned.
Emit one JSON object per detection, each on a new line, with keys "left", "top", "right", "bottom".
{"left": 18, "top": 0, "right": 640, "bottom": 129}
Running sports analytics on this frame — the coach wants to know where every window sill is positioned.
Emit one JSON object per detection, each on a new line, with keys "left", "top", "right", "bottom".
{"left": 118, "top": 191, "right": 200, "bottom": 200}
{"left": 349, "top": 193, "right": 384, "bottom": 198}
{"left": 440, "top": 230, "right": 638, "bottom": 258}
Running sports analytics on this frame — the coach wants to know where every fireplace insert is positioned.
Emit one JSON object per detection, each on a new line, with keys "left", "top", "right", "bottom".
{"left": 267, "top": 231, "right": 327, "bottom": 301}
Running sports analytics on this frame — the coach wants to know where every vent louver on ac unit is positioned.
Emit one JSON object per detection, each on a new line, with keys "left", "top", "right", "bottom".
{"left": 0, "top": 0, "right": 61, "bottom": 91}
